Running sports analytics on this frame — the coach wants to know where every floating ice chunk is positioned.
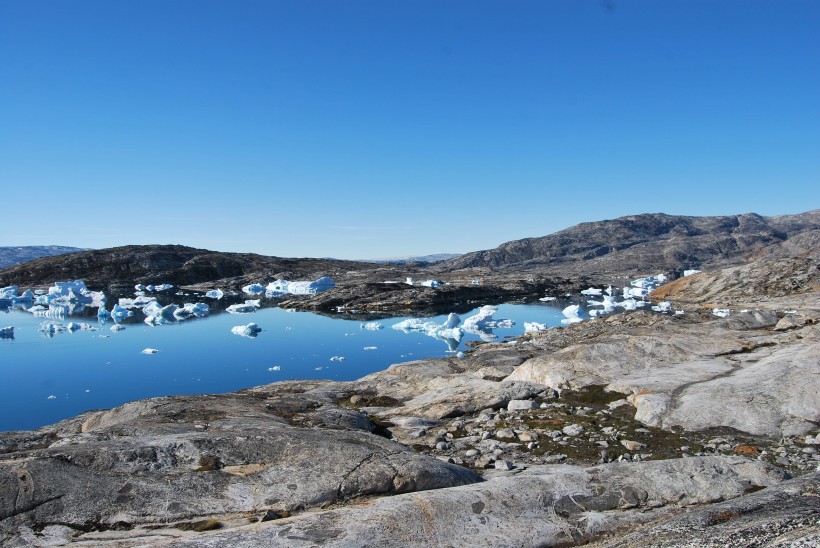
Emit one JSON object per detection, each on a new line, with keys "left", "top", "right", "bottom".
{"left": 285, "top": 277, "right": 335, "bottom": 295}
{"left": 226, "top": 301, "right": 260, "bottom": 314}
{"left": 242, "top": 284, "right": 266, "bottom": 295}
{"left": 142, "top": 348, "right": 159, "bottom": 354}
{"left": 205, "top": 289, "right": 224, "bottom": 300}
{"left": 231, "top": 322, "right": 262, "bottom": 338}
{"left": 581, "top": 288, "right": 603, "bottom": 296}
{"left": 675, "top": 310, "right": 685, "bottom": 315}
{"left": 97, "top": 306, "right": 111, "bottom": 323}
{"left": 135, "top": 284, "right": 145, "bottom": 291}
{"left": 538, "top": 296, "right": 556, "bottom": 302}
{"left": 361, "top": 322, "right": 383, "bottom": 330}
{"left": 712, "top": 308, "right": 731, "bottom": 318}
{"left": 110, "top": 324, "right": 125, "bottom": 332}
{"left": 268, "top": 365, "right": 281, "bottom": 371}
{"left": 589, "top": 310, "right": 604, "bottom": 317}
{"left": 153, "top": 284, "right": 174, "bottom": 292}
{"left": 560, "top": 304, "right": 584, "bottom": 325}
{"left": 39, "top": 322, "right": 67, "bottom": 336}
{"left": 619, "top": 298, "right": 638, "bottom": 311}
{"left": 11, "top": 289, "right": 35, "bottom": 305}
{"left": 393, "top": 314, "right": 464, "bottom": 350}
{"left": 420, "top": 280, "right": 440, "bottom": 288}
{"left": 66, "top": 322, "right": 95, "bottom": 332}
{"left": 463, "top": 305, "right": 514, "bottom": 331}
{"left": 111, "top": 304, "right": 134, "bottom": 321}
{"left": 524, "top": 322, "right": 547, "bottom": 332}
{"left": 47, "top": 395, "right": 56, "bottom": 400}
{"left": 0, "top": 326, "right": 13, "bottom": 338}
{"left": 651, "top": 302, "right": 673, "bottom": 312}
{"left": 442, "top": 313, "right": 460, "bottom": 329}
{"left": 0, "top": 285, "right": 19, "bottom": 299}
{"left": 119, "top": 295, "right": 157, "bottom": 309}
{"left": 183, "top": 302, "right": 209, "bottom": 317}
{"left": 363, "top": 346, "right": 377, "bottom": 350}
{"left": 330, "top": 356, "right": 345, "bottom": 362}
{"left": 655, "top": 273, "right": 668, "bottom": 283}
{"left": 683, "top": 269, "right": 701, "bottom": 277}
{"left": 456, "top": 351, "right": 466, "bottom": 358}
{"left": 406, "top": 277, "right": 414, "bottom": 285}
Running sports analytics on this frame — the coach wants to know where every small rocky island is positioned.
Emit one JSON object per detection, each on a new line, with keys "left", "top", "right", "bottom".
{"left": 1, "top": 211, "right": 818, "bottom": 546}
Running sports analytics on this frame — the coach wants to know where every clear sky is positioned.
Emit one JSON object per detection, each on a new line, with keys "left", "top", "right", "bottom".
{"left": 1, "top": 1, "right": 818, "bottom": 260}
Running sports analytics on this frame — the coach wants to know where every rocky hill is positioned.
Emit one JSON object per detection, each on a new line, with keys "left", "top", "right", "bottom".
{"left": 0, "top": 246, "right": 87, "bottom": 269}
{"left": 436, "top": 210, "right": 820, "bottom": 277}
{"left": 0, "top": 244, "right": 386, "bottom": 297}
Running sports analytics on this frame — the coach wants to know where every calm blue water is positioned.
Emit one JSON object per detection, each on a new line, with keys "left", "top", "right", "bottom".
{"left": 0, "top": 299, "right": 575, "bottom": 432}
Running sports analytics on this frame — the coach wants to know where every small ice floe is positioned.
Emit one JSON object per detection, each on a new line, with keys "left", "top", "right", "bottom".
{"left": 461, "top": 306, "right": 514, "bottom": 342}
{"left": 361, "top": 322, "right": 383, "bottom": 330}
{"left": 97, "top": 306, "right": 111, "bottom": 323}
{"left": 683, "top": 269, "right": 701, "bottom": 277}
{"left": 538, "top": 296, "right": 557, "bottom": 302}
{"left": 39, "top": 322, "right": 67, "bottom": 336}
{"left": 174, "top": 302, "right": 210, "bottom": 320}
{"left": 265, "top": 277, "right": 335, "bottom": 296}
{"left": 47, "top": 395, "right": 56, "bottom": 400}
{"left": 142, "top": 348, "right": 159, "bottom": 354}
{"left": 119, "top": 295, "right": 157, "bottom": 309}
{"left": 153, "top": 284, "right": 174, "bottom": 292}
{"left": 456, "top": 351, "right": 466, "bottom": 358}
{"left": 110, "top": 324, "right": 125, "bottom": 332}
{"left": 0, "top": 326, "right": 13, "bottom": 338}
{"left": 205, "top": 289, "right": 224, "bottom": 300}
{"left": 651, "top": 302, "right": 673, "bottom": 313}
{"left": 581, "top": 287, "right": 603, "bottom": 296}
{"left": 66, "top": 322, "right": 95, "bottom": 332}
{"left": 231, "top": 323, "right": 262, "bottom": 338}
{"left": 315, "top": 366, "right": 324, "bottom": 371}
{"left": 675, "top": 310, "right": 685, "bottom": 315}
{"left": 268, "top": 365, "right": 281, "bottom": 371}
{"left": 226, "top": 301, "right": 261, "bottom": 314}
{"left": 135, "top": 284, "right": 145, "bottom": 291}
{"left": 712, "top": 308, "right": 731, "bottom": 318}
{"left": 330, "top": 356, "right": 345, "bottom": 362}
{"left": 560, "top": 305, "right": 584, "bottom": 325}
{"left": 524, "top": 322, "right": 547, "bottom": 332}
{"left": 111, "top": 304, "right": 134, "bottom": 322}
{"left": 420, "top": 280, "right": 440, "bottom": 288}
{"left": 242, "top": 284, "right": 266, "bottom": 296}
{"left": 363, "top": 346, "right": 378, "bottom": 351}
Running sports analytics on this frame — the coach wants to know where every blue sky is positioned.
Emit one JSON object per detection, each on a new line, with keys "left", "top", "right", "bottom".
{"left": 1, "top": 1, "right": 818, "bottom": 260}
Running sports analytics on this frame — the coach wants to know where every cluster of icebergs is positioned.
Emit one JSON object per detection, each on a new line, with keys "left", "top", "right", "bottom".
{"left": 393, "top": 305, "right": 516, "bottom": 350}
{"left": 242, "top": 277, "right": 335, "bottom": 297}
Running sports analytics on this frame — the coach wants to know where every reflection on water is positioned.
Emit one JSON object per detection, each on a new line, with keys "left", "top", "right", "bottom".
{"left": 0, "top": 291, "right": 576, "bottom": 432}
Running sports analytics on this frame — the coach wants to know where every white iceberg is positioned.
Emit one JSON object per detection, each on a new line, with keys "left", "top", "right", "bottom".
{"left": 231, "top": 322, "right": 262, "bottom": 338}
{"left": 683, "top": 269, "right": 701, "bottom": 277}
{"left": 581, "top": 287, "right": 603, "bottom": 296}
{"left": 651, "top": 301, "right": 673, "bottom": 312}
{"left": 363, "top": 346, "right": 378, "bottom": 351}
{"left": 361, "top": 322, "right": 384, "bottom": 330}
{"left": 560, "top": 304, "right": 584, "bottom": 325}
{"left": 1, "top": 285, "right": 19, "bottom": 299}
{"left": 242, "top": 284, "right": 266, "bottom": 295}
{"left": 227, "top": 301, "right": 261, "bottom": 314}
{"left": 110, "top": 324, "right": 125, "bottom": 332}
{"left": 0, "top": 326, "right": 13, "bottom": 338}
{"left": 142, "top": 348, "right": 159, "bottom": 354}
{"left": 38, "top": 322, "right": 67, "bottom": 336}
{"left": 393, "top": 313, "right": 464, "bottom": 351}
{"left": 524, "top": 322, "right": 547, "bottom": 332}
{"left": 265, "top": 277, "right": 335, "bottom": 296}
{"left": 538, "top": 296, "right": 557, "bottom": 302}
{"left": 205, "top": 289, "right": 224, "bottom": 299}
{"left": 330, "top": 356, "right": 345, "bottom": 362}
{"left": 66, "top": 322, "right": 95, "bottom": 332}
{"left": 153, "top": 283, "right": 174, "bottom": 292}
{"left": 111, "top": 304, "right": 134, "bottom": 322}
{"left": 420, "top": 280, "right": 440, "bottom": 288}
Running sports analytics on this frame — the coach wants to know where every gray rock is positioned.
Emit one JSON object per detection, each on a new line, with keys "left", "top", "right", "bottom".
{"left": 507, "top": 399, "right": 538, "bottom": 412}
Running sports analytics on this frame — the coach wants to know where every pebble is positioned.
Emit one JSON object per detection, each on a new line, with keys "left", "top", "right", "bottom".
{"left": 495, "top": 428, "right": 515, "bottom": 439}
{"left": 620, "top": 440, "right": 647, "bottom": 451}
{"left": 494, "top": 459, "right": 514, "bottom": 470}
{"left": 435, "top": 441, "right": 449, "bottom": 451}
{"left": 465, "top": 449, "right": 480, "bottom": 457}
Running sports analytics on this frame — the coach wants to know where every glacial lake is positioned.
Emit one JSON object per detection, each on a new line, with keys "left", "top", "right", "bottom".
{"left": 0, "top": 297, "right": 579, "bottom": 432}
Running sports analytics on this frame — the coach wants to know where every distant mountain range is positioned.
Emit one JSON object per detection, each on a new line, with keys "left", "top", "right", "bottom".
{"left": 434, "top": 210, "right": 820, "bottom": 277}
{"left": 366, "top": 253, "right": 462, "bottom": 264}
{"left": 0, "top": 246, "right": 88, "bottom": 270}
{"left": 2, "top": 210, "right": 818, "bottom": 295}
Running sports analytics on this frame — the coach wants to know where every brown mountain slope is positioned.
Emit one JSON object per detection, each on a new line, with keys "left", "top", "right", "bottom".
{"left": 436, "top": 210, "right": 820, "bottom": 277}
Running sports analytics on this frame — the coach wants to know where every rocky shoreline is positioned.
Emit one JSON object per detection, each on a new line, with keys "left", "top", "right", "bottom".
{"left": 1, "top": 257, "right": 818, "bottom": 546}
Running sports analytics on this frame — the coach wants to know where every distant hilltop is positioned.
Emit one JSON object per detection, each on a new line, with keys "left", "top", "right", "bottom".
{"left": 365, "top": 253, "right": 463, "bottom": 264}
{"left": 0, "top": 246, "right": 88, "bottom": 269}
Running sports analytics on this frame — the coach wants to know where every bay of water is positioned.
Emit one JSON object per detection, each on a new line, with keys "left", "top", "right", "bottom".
{"left": 0, "top": 298, "right": 576, "bottom": 432}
